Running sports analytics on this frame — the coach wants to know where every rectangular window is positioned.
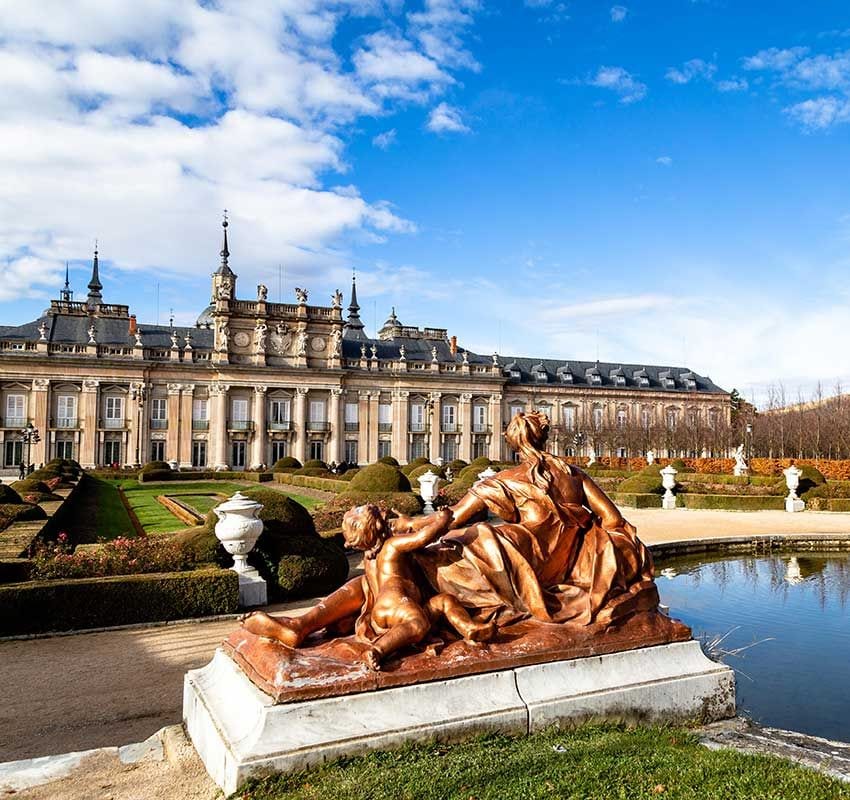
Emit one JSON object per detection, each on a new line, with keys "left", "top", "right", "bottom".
{"left": 231, "top": 440, "right": 246, "bottom": 469}
{"left": 378, "top": 403, "right": 392, "bottom": 432}
{"left": 269, "top": 399, "right": 291, "bottom": 426}
{"left": 441, "top": 438, "right": 457, "bottom": 462}
{"left": 472, "top": 439, "right": 488, "bottom": 459}
{"left": 231, "top": 398, "right": 249, "bottom": 431}
{"left": 6, "top": 394, "right": 25, "bottom": 426}
{"left": 666, "top": 410, "right": 677, "bottom": 431}
{"left": 344, "top": 402, "right": 359, "bottom": 431}
{"left": 271, "top": 441, "right": 288, "bottom": 462}
{"left": 377, "top": 440, "right": 391, "bottom": 459}
{"left": 562, "top": 406, "right": 576, "bottom": 430}
{"left": 309, "top": 440, "right": 324, "bottom": 461}
{"left": 150, "top": 440, "right": 165, "bottom": 461}
{"left": 55, "top": 440, "right": 73, "bottom": 459}
{"left": 616, "top": 410, "right": 627, "bottom": 429}
{"left": 410, "top": 436, "right": 426, "bottom": 460}
{"left": 150, "top": 397, "right": 167, "bottom": 429}
{"left": 509, "top": 404, "right": 524, "bottom": 420}
{"left": 473, "top": 405, "right": 487, "bottom": 432}
{"left": 442, "top": 404, "right": 456, "bottom": 432}
{"left": 641, "top": 409, "right": 652, "bottom": 430}
{"left": 410, "top": 403, "right": 425, "bottom": 432}
{"left": 192, "top": 440, "right": 207, "bottom": 467}
{"left": 4, "top": 440, "right": 22, "bottom": 467}
{"left": 103, "top": 439, "right": 121, "bottom": 465}
{"left": 593, "top": 407, "right": 603, "bottom": 430}
{"left": 344, "top": 440, "right": 358, "bottom": 464}
{"left": 309, "top": 400, "right": 326, "bottom": 422}
{"left": 192, "top": 398, "right": 209, "bottom": 430}
{"left": 104, "top": 396, "right": 124, "bottom": 428}
{"left": 57, "top": 395, "right": 77, "bottom": 427}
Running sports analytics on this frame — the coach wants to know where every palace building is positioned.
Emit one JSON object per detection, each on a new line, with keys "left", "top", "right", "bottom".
{"left": 0, "top": 221, "right": 730, "bottom": 470}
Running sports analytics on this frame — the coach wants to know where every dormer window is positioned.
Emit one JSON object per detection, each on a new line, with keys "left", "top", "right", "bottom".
{"left": 615, "top": 375, "right": 626, "bottom": 386}
{"left": 510, "top": 369, "right": 521, "bottom": 379}
{"left": 639, "top": 376, "right": 650, "bottom": 387}
{"left": 684, "top": 378, "right": 697, "bottom": 390}
{"left": 560, "top": 372, "right": 573, "bottom": 383}
{"left": 534, "top": 371, "right": 547, "bottom": 383}
{"left": 590, "top": 373, "right": 602, "bottom": 385}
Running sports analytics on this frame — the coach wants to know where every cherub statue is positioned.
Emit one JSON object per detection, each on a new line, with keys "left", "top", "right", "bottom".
{"left": 332, "top": 289, "right": 343, "bottom": 309}
{"left": 257, "top": 284, "right": 268, "bottom": 302}
{"left": 134, "top": 329, "right": 143, "bottom": 347}
{"left": 462, "top": 350, "right": 469, "bottom": 365}
{"left": 38, "top": 321, "right": 48, "bottom": 341}
{"left": 360, "top": 343, "right": 367, "bottom": 359}
{"left": 170, "top": 330, "right": 179, "bottom": 349}
{"left": 242, "top": 505, "right": 494, "bottom": 670}
{"left": 295, "top": 287, "right": 308, "bottom": 304}
{"left": 87, "top": 322, "right": 96, "bottom": 344}
{"left": 492, "top": 353, "right": 499, "bottom": 366}
{"left": 296, "top": 329, "right": 308, "bottom": 356}
{"left": 399, "top": 344, "right": 406, "bottom": 360}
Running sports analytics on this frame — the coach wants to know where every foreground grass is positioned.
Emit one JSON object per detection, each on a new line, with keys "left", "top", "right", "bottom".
{"left": 235, "top": 725, "right": 850, "bottom": 800}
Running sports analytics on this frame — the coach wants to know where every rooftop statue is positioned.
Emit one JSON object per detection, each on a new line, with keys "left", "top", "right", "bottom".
{"left": 235, "top": 412, "right": 676, "bottom": 691}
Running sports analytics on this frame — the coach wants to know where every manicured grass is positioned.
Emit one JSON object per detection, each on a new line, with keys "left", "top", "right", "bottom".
{"left": 109, "top": 480, "right": 323, "bottom": 534}
{"left": 235, "top": 725, "right": 850, "bottom": 800}
{"left": 177, "top": 493, "right": 224, "bottom": 515}
{"left": 62, "top": 476, "right": 135, "bottom": 543}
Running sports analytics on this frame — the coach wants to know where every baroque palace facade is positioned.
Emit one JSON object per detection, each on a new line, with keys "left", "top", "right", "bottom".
{"left": 0, "top": 222, "right": 730, "bottom": 470}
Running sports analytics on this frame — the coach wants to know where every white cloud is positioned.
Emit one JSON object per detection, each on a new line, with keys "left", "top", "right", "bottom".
{"left": 784, "top": 97, "right": 850, "bottom": 130}
{"left": 0, "top": 0, "right": 481, "bottom": 303}
{"left": 540, "top": 294, "right": 673, "bottom": 322}
{"left": 717, "top": 77, "right": 749, "bottom": 92}
{"left": 610, "top": 5, "right": 628, "bottom": 23}
{"left": 587, "top": 66, "right": 647, "bottom": 103}
{"left": 372, "top": 129, "right": 398, "bottom": 149}
{"left": 426, "top": 102, "right": 470, "bottom": 133}
{"left": 665, "top": 58, "right": 717, "bottom": 85}
{"left": 656, "top": 156, "right": 673, "bottom": 166}
{"left": 742, "top": 47, "right": 809, "bottom": 71}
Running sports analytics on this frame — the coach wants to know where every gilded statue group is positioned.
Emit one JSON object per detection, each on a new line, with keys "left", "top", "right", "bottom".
{"left": 243, "top": 411, "right": 659, "bottom": 670}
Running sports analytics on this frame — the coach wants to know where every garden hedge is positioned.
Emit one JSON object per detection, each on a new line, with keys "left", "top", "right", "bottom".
{"left": 272, "top": 456, "right": 302, "bottom": 472}
{"left": 303, "top": 459, "right": 328, "bottom": 470}
{"left": 676, "top": 494, "right": 786, "bottom": 511}
{"left": 377, "top": 456, "right": 400, "bottom": 467}
{"left": 407, "top": 464, "right": 445, "bottom": 485}
{"left": 401, "top": 457, "right": 431, "bottom": 475}
{"left": 617, "top": 475, "right": 664, "bottom": 495}
{"left": 0, "top": 568, "right": 238, "bottom": 635}
{"left": 610, "top": 492, "right": 663, "bottom": 509}
{"left": 138, "top": 470, "right": 272, "bottom": 483}
{"left": 293, "top": 467, "right": 333, "bottom": 477}
{"left": 276, "top": 536, "right": 349, "bottom": 598}
{"left": 0, "top": 485, "right": 23, "bottom": 504}
{"left": 274, "top": 473, "right": 348, "bottom": 493}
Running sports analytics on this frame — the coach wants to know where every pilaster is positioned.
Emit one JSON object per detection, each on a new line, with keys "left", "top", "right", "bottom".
{"left": 328, "top": 388, "right": 343, "bottom": 464}
{"left": 392, "top": 390, "right": 409, "bottom": 463}
{"left": 211, "top": 382, "right": 229, "bottom": 470}
{"left": 79, "top": 380, "right": 100, "bottom": 468}
{"left": 167, "top": 383, "right": 182, "bottom": 463}
{"left": 293, "top": 387, "right": 308, "bottom": 463}
{"left": 31, "top": 379, "right": 50, "bottom": 466}
{"left": 251, "top": 386, "right": 267, "bottom": 469}
{"left": 368, "top": 391, "right": 380, "bottom": 464}
{"left": 179, "top": 384, "right": 195, "bottom": 469}
{"left": 429, "top": 392, "right": 442, "bottom": 463}
{"left": 459, "top": 393, "right": 472, "bottom": 463}
{"left": 357, "top": 391, "right": 370, "bottom": 465}
{"left": 489, "top": 393, "right": 503, "bottom": 461}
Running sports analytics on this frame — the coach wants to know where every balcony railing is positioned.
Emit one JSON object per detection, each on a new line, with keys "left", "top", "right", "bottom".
{"left": 102, "top": 418, "right": 127, "bottom": 429}
{"left": 378, "top": 423, "right": 392, "bottom": 432}
{"left": 344, "top": 422, "right": 359, "bottom": 432}
{"left": 192, "top": 419, "right": 209, "bottom": 430}
{"left": 54, "top": 417, "right": 79, "bottom": 429}
{"left": 228, "top": 419, "right": 254, "bottom": 432}
{"left": 441, "top": 422, "right": 460, "bottom": 433}
{"left": 2, "top": 417, "right": 27, "bottom": 429}
{"left": 268, "top": 420, "right": 292, "bottom": 431}
{"left": 472, "top": 424, "right": 491, "bottom": 434}
{"left": 307, "top": 421, "right": 330, "bottom": 432}
{"left": 410, "top": 422, "right": 426, "bottom": 432}
{"left": 149, "top": 419, "right": 168, "bottom": 430}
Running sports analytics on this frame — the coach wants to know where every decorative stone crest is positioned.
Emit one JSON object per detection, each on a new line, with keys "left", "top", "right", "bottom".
{"left": 332, "top": 289, "right": 343, "bottom": 309}
{"left": 295, "top": 287, "right": 308, "bottom": 304}
{"left": 257, "top": 284, "right": 268, "bottom": 302}
{"left": 88, "top": 322, "right": 97, "bottom": 344}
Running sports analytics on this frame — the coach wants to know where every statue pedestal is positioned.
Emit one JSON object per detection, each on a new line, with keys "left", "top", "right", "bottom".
{"left": 237, "top": 568, "right": 267, "bottom": 607}
{"left": 786, "top": 497, "right": 805, "bottom": 513}
{"left": 184, "top": 639, "right": 735, "bottom": 795}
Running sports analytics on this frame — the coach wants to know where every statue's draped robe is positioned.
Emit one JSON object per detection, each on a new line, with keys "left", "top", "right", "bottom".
{"left": 415, "top": 459, "right": 658, "bottom": 627}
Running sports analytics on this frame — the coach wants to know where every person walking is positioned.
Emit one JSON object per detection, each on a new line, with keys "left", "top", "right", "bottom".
{"left": 18, "top": 461, "right": 25, "bottom": 480}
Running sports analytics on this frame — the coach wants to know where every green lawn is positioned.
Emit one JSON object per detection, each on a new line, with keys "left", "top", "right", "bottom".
{"left": 235, "top": 725, "right": 850, "bottom": 800}
{"left": 61, "top": 476, "right": 136, "bottom": 543}
{"left": 109, "top": 480, "right": 323, "bottom": 534}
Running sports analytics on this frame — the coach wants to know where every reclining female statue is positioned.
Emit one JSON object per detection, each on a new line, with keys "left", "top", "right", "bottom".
{"left": 242, "top": 411, "right": 657, "bottom": 664}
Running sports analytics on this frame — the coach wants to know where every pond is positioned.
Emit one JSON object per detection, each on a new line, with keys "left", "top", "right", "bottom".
{"left": 657, "top": 550, "right": 850, "bottom": 743}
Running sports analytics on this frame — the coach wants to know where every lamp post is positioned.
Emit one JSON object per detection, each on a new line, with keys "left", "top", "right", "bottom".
{"left": 745, "top": 422, "right": 753, "bottom": 463}
{"left": 573, "top": 431, "right": 585, "bottom": 458}
{"left": 20, "top": 422, "right": 40, "bottom": 473}
{"left": 130, "top": 383, "right": 147, "bottom": 469}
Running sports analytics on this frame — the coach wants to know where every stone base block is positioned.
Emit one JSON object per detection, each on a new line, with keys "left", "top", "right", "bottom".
{"left": 184, "top": 640, "right": 734, "bottom": 795}
{"left": 786, "top": 497, "right": 805, "bottom": 513}
{"left": 662, "top": 495, "right": 677, "bottom": 510}
{"left": 237, "top": 569, "right": 267, "bottom": 607}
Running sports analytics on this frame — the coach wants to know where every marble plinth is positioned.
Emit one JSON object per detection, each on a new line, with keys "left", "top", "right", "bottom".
{"left": 184, "top": 636, "right": 735, "bottom": 794}
{"left": 236, "top": 569, "right": 267, "bottom": 608}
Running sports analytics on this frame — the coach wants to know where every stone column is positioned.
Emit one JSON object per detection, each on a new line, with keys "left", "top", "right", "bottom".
{"left": 31, "top": 379, "right": 50, "bottom": 466}
{"left": 79, "top": 380, "right": 100, "bottom": 469}
{"left": 179, "top": 384, "right": 195, "bottom": 469}
{"left": 293, "top": 387, "right": 308, "bottom": 463}
{"left": 429, "top": 392, "right": 442, "bottom": 463}
{"left": 392, "top": 390, "right": 409, "bottom": 463}
{"left": 488, "top": 393, "right": 503, "bottom": 461}
{"left": 368, "top": 391, "right": 380, "bottom": 463}
{"left": 357, "top": 390, "right": 370, "bottom": 464}
{"left": 127, "top": 382, "right": 143, "bottom": 468}
{"left": 251, "top": 386, "right": 267, "bottom": 469}
{"left": 459, "top": 393, "right": 472, "bottom": 462}
{"left": 328, "top": 388, "right": 343, "bottom": 464}
{"left": 167, "top": 383, "right": 181, "bottom": 464}
{"left": 210, "top": 382, "right": 229, "bottom": 470}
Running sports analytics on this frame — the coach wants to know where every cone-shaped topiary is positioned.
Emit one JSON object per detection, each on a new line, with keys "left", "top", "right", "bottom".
{"left": 272, "top": 456, "right": 302, "bottom": 472}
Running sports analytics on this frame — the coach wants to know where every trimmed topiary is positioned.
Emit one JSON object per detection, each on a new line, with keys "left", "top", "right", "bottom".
{"left": 458, "top": 463, "right": 489, "bottom": 483}
{"left": 401, "top": 457, "right": 431, "bottom": 475}
{"left": 469, "top": 456, "right": 491, "bottom": 468}
{"left": 276, "top": 536, "right": 349, "bottom": 599}
{"left": 377, "top": 456, "right": 400, "bottom": 467}
{"left": 669, "top": 459, "right": 687, "bottom": 472}
{"left": 407, "top": 464, "right": 445, "bottom": 485}
{"left": 338, "top": 468, "right": 360, "bottom": 481}
{"left": 171, "top": 525, "right": 228, "bottom": 566}
{"left": 142, "top": 460, "right": 172, "bottom": 473}
{"left": 272, "top": 456, "right": 302, "bottom": 472}
{"left": 640, "top": 463, "right": 663, "bottom": 477}
{"left": 448, "top": 459, "right": 468, "bottom": 472}
{"left": 617, "top": 475, "right": 664, "bottom": 495}
{"left": 294, "top": 467, "right": 332, "bottom": 477}
{"left": 346, "top": 463, "right": 411, "bottom": 493}
{"left": 10, "top": 480, "right": 62, "bottom": 502}
{"left": 0, "top": 502, "right": 46, "bottom": 533}
{"left": 303, "top": 459, "right": 328, "bottom": 470}
{"left": 0, "top": 484, "right": 23, "bottom": 504}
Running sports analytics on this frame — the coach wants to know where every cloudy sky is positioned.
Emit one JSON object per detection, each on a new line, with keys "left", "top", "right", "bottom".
{"left": 1, "top": 0, "right": 849, "bottom": 405}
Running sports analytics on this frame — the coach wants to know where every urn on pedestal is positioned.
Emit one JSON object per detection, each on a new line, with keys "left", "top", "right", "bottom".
{"left": 782, "top": 464, "right": 805, "bottom": 513}
{"left": 660, "top": 465, "right": 678, "bottom": 510}
{"left": 417, "top": 470, "right": 440, "bottom": 514}
{"left": 213, "top": 492, "right": 268, "bottom": 606}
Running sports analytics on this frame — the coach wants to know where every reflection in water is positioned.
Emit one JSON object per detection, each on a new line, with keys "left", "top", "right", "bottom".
{"left": 657, "top": 551, "right": 850, "bottom": 743}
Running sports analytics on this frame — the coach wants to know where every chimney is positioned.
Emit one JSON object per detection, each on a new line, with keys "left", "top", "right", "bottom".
{"left": 450, "top": 335, "right": 457, "bottom": 356}
{"left": 129, "top": 315, "right": 137, "bottom": 335}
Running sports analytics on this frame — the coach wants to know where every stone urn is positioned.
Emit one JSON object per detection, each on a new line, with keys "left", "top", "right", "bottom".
{"left": 783, "top": 464, "right": 805, "bottom": 513}
{"left": 417, "top": 470, "right": 441, "bottom": 514}
{"left": 213, "top": 492, "right": 268, "bottom": 606}
{"left": 660, "top": 465, "right": 678, "bottom": 510}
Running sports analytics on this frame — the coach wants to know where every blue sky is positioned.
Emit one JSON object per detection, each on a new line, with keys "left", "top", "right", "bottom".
{"left": 1, "top": 1, "right": 849, "bottom": 405}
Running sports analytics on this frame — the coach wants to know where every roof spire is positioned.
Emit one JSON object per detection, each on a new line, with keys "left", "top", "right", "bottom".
{"left": 86, "top": 240, "right": 103, "bottom": 308}
{"left": 214, "top": 210, "right": 235, "bottom": 277}
{"left": 60, "top": 261, "right": 73, "bottom": 303}
{"left": 343, "top": 269, "right": 366, "bottom": 340}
